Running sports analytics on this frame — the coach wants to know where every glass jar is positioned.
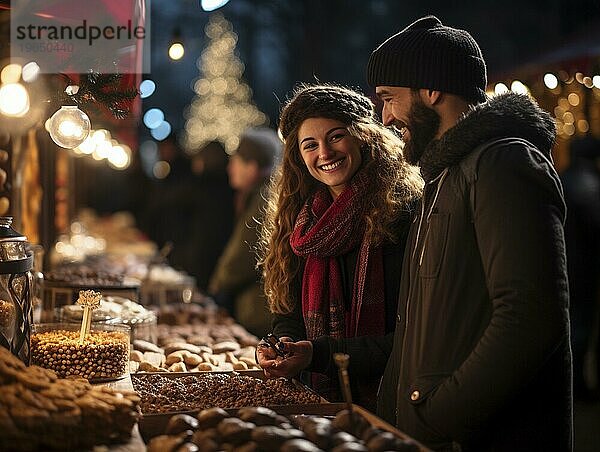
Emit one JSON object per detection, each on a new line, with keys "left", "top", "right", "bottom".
{"left": 0, "top": 216, "right": 33, "bottom": 365}
{"left": 30, "top": 322, "right": 130, "bottom": 382}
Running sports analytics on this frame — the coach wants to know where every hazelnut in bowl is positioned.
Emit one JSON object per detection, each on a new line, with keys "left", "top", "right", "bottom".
{"left": 30, "top": 322, "right": 130, "bottom": 382}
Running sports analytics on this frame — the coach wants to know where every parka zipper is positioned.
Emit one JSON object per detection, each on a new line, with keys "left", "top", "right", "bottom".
{"left": 396, "top": 168, "right": 449, "bottom": 424}
{"left": 419, "top": 169, "right": 448, "bottom": 266}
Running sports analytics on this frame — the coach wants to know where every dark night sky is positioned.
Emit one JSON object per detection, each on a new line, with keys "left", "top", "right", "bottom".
{"left": 144, "top": 0, "right": 600, "bottom": 136}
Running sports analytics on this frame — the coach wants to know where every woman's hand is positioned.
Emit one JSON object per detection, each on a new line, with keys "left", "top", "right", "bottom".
{"left": 257, "top": 337, "right": 313, "bottom": 378}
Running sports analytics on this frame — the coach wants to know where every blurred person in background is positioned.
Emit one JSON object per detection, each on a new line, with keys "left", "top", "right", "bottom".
{"left": 256, "top": 83, "right": 422, "bottom": 409}
{"left": 182, "top": 141, "right": 235, "bottom": 292}
{"left": 208, "top": 128, "right": 282, "bottom": 337}
{"left": 561, "top": 135, "right": 600, "bottom": 401}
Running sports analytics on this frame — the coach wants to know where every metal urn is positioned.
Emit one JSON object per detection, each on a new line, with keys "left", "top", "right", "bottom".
{"left": 0, "top": 216, "right": 34, "bottom": 364}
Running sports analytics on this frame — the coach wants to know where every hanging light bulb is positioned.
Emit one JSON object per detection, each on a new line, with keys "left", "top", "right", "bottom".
{"left": 168, "top": 27, "right": 185, "bottom": 61}
{"left": 46, "top": 106, "right": 91, "bottom": 149}
{"left": 169, "top": 43, "right": 185, "bottom": 60}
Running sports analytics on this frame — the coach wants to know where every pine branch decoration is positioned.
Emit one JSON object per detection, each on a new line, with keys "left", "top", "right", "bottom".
{"left": 53, "top": 71, "right": 139, "bottom": 119}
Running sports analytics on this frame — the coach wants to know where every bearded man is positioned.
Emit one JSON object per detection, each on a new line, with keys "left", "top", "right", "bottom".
{"left": 367, "top": 15, "right": 572, "bottom": 451}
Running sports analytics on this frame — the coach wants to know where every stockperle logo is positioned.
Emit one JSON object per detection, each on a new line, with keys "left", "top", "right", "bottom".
{"left": 10, "top": 0, "right": 151, "bottom": 74}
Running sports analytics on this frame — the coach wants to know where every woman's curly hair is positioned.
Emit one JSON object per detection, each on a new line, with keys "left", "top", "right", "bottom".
{"left": 257, "top": 83, "right": 423, "bottom": 315}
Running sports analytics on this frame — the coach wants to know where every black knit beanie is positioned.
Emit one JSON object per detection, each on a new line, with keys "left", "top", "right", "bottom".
{"left": 279, "top": 84, "right": 375, "bottom": 140}
{"left": 367, "top": 15, "right": 487, "bottom": 103}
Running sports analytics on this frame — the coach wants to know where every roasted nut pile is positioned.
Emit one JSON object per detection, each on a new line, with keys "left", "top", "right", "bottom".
{"left": 133, "top": 373, "right": 322, "bottom": 413}
{"left": 0, "top": 299, "right": 15, "bottom": 328}
{"left": 31, "top": 329, "right": 129, "bottom": 379}
{"left": 0, "top": 346, "right": 141, "bottom": 451}
{"left": 146, "top": 406, "right": 421, "bottom": 452}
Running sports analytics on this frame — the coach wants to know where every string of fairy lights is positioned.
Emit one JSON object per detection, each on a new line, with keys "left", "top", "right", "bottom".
{"left": 489, "top": 71, "right": 600, "bottom": 139}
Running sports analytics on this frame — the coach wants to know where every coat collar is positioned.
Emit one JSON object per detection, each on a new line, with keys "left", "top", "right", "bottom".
{"left": 419, "top": 92, "right": 557, "bottom": 182}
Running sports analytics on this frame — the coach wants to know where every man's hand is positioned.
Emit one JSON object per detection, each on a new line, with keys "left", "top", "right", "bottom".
{"left": 257, "top": 337, "right": 313, "bottom": 378}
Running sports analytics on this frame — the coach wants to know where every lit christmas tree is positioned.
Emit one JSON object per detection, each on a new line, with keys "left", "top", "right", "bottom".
{"left": 182, "top": 13, "right": 268, "bottom": 154}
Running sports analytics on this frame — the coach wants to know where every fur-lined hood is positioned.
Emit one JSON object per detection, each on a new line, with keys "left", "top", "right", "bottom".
{"left": 419, "top": 92, "right": 557, "bottom": 181}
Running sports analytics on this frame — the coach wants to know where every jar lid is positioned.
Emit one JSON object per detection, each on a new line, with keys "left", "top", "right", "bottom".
{"left": 0, "top": 217, "right": 26, "bottom": 242}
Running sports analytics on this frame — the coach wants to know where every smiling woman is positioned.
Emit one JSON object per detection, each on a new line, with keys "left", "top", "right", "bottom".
{"left": 256, "top": 83, "right": 423, "bottom": 408}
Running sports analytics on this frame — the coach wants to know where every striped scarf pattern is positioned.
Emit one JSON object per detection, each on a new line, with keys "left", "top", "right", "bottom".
{"left": 290, "top": 171, "right": 386, "bottom": 342}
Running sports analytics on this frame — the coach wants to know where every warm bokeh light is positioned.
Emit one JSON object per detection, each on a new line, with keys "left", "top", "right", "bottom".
{"left": 91, "top": 129, "right": 111, "bottom": 144}
{"left": 494, "top": 83, "right": 509, "bottom": 95}
{"left": 168, "top": 42, "right": 185, "bottom": 60}
{"left": 563, "top": 112, "right": 574, "bottom": 124}
{"left": 577, "top": 119, "right": 589, "bottom": 133}
{"left": 558, "top": 97, "right": 570, "bottom": 109}
{"left": 593, "top": 75, "right": 600, "bottom": 89}
{"left": 567, "top": 93, "right": 580, "bottom": 106}
{"left": 107, "top": 144, "right": 131, "bottom": 169}
{"left": 76, "top": 133, "right": 96, "bottom": 155}
{"left": 72, "top": 128, "right": 130, "bottom": 170}
{"left": 153, "top": 161, "right": 171, "bottom": 179}
{"left": 1, "top": 64, "right": 22, "bottom": 84}
{"left": 543, "top": 73, "right": 559, "bottom": 90}
{"left": 510, "top": 80, "right": 529, "bottom": 95}
{"left": 21, "top": 62, "right": 40, "bottom": 82}
{"left": 563, "top": 123, "right": 575, "bottom": 136}
{"left": 0, "top": 82, "right": 30, "bottom": 117}
{"left": 93, "top": 138, "right": 113, "bottom": 160}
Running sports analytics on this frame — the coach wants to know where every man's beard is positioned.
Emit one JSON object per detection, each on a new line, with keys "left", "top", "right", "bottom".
{"left": 402, "top": 94, "right": 441, "bottom": 165}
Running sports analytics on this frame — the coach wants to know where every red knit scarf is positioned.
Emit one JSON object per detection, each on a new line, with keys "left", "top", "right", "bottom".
{"left": 289, "top": 171, "right": 386, "bottom": 342}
